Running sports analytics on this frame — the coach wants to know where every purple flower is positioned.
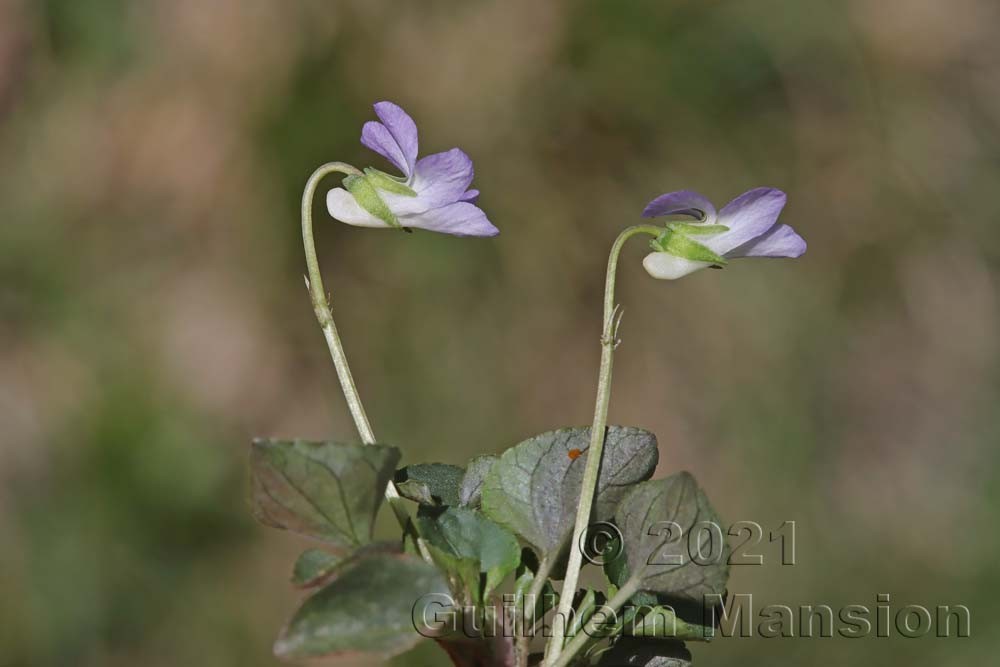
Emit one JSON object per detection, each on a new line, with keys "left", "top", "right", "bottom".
{"left": 326, "top": 101, "right": 498, "bottom": 237}
{"left": 640, "top": 188, "right": 805, "bottom": 279}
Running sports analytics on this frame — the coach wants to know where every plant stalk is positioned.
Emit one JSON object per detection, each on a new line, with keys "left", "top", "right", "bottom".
{"left": 544, "top": 225, "right": 661, "bottom": 665}
{"left": 300, "top": 162, "right": 416, "bottom": 538}
{"left": 515, "top": 555, "right": 557, "bottom": 667}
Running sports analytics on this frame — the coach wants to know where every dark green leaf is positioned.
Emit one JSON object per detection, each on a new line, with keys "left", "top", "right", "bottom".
{"left": 291, "top": 549, "right": 343, "bottom": 588}
{"left": 623, "top": 603, "right": 714, "bottom": 641}
{"left": 459, "top": 455, "right": 498, "bottom": 507}
{"left": 395, "top": 463, "right": 465, "bottom": 507}
{"left": 481, "top": 426, "right": 659, "bottom": 557}
{"left": 615, "top": 472, "right": 729, "bottom": 601}
{"left": 291, "top": 542, "right": 401, "bottom": 588}
{"left": 417, "top": 507, "right": 521, "bottom": 603}
{"left": 249, "top": 439, "right": 400, "bottom": 551}
{"left": 595, "top": 639, "right": 692, "bottom": 666}
{"left": 274, "top": 553, "right": 450, "bottom": 660}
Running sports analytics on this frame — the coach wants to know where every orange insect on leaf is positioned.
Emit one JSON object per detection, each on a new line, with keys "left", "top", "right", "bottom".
{"left": 567, "top": 448, "right": 583, "bottom": 461}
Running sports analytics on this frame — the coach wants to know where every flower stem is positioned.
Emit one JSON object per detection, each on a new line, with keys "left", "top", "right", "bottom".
{"left": 548, "top": 577, "right": 642, "bottom": 667}
{"left": 300, "top": 162, "right": 415, "bottom": 537}
{"left": 514, "top": 555, "right": 556, "bottom": 667}
{"left": 544, "top": 225, "right": 662, "bottom": 666}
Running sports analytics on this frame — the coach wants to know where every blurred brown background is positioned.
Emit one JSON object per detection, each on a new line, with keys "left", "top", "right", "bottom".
{"left": 0, "top": 0, "right": 996, "bottom": 665}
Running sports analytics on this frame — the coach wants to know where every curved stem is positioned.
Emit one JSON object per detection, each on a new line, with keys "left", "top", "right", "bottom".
{"left": 301, "top": 162, "right": 414, "bottom": 536}
{"left": 544, "top": 225, "right": 661, "bottom": 666}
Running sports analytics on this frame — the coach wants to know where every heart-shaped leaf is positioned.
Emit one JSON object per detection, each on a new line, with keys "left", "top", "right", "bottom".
{"left": 274, "top": 553, "right": 450, "bottom": 660}
{"left": 595, "top": 639, "right": 692, "bottom": 666}
{"left": 249, "top": 438, "right": 400, "bottom": 551}
{"left": 481, "top": 426, "right": 659, "bottom": 558}
{"left": 614, "top": 472, "right": 729, "bottom": 602}
{"left": 417, "top": 507, "right": 521, "bottom": 603}
{"left": 459, "top": 455, "right": 498, "bottom": 507}
{"left": 395, "top": 463, "right": 465, "bottom": 506}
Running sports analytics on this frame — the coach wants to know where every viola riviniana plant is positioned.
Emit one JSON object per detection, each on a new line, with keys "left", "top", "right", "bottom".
{"left": 247, "top": 101, "right": 805, "bottom": 667}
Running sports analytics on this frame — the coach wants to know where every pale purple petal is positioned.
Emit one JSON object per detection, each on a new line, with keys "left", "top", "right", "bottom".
{"left": 458, "top": 189, "right": 479, "bottom": 203}
{"left": 361, "top": 121, "right": 411, "bottom": 176}
{"left": 728, "top": 223, "right": 806, "bottom": 258}
{"left": 700, "top": 187, "right": 787, "bottom": 257}
{"left": 373, "top": 101, "right": 418, "bottom": 176}
{"left": 411, "top": 148, "right": 474, "bottom": 205}
{"left": 326, "top": 187, "right": 387, "bottom": 228}
{"left": 382, "top": 148, "right": 474, "bottom": 215}
{"left": 402, "top": 201, "right": 498, "bottom": 237}
{"left": 642, "top": 190, "right": 717, "bottom": 224}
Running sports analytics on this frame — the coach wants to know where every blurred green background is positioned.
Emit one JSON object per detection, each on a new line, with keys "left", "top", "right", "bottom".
{"left": 1, "top": 0, "right": 997, "bottom": 665}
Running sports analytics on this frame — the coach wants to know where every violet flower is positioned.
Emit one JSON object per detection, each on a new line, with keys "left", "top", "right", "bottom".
{"left": 326, "top": 101, "right": 498, "bottom": 237}
{"left": 640, "top": 188, "right": 805, "bottom": 279}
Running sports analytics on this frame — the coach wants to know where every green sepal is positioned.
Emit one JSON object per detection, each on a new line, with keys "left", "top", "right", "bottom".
{"left": 344, "top": 174, "right": 400, "bottom": 228}
{"left": 669, "top": 223, "right": 730, "bottom": 236}
{"left": 652, "top": 230, "right": 727, "bottom": 265}
{"left": 364, "top": 167, "right": 418, "bottom": 196}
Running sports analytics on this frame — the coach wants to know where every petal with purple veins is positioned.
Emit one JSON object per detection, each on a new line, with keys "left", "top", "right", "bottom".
{"left": 700, "top": 187, "right": 787, "bottom": 257}
{"left": 361, "top": 121, "right": 411, "bottom": 177}
{"left": 382, "top": 148, "right": 474, "bottom": 215}
{"left": 360, "top": 102, "right": 419, "bottom": 178}
{"left": 642, "top": 190, "right": 717, "bottom": 224}
{"left": 411, "top": 148, "right": 474, "bottom": 205}
{"left": 728, "top": 223, "right": 806, "bottom": 258}
{"left": 373, "top": 101, "right": 418, "bottom": 176}
{"left": 402, "top": 201, "right": 499, "bottom": 237}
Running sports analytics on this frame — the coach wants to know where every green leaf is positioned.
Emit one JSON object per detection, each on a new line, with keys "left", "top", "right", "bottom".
{"left": 344, "top": 174, "right": 400, "bottom": 227}
{"left": 595, "top": 639, "right": 692, "bottom": 666}
{"left": 614, "top": 472, "right": 730, "bottom": 601}
{"left": 623, "top": 604, "right": 714, "bottom": 642}
{"left": 481, "top": 426, "right": 659, "bottom": 558}
{"left": 291, "top": 549, "right": 343, "bottom": 588}
{"left": 291, "top": 542, "right": 401, "bottom": 588}
{"left": 459, "top": 455, "right": 498, "bottom": 507}
{"left": 274, "top": 553, "right": 451, "bottom": 660}
{"left": 417, "top": 507, "right": 521, "bottom": 603}
{"left": 395, "top": 463, "right": 465, "bottom": 506}
{"left": 249, "top": 438, "right": 400, "bottom": 551}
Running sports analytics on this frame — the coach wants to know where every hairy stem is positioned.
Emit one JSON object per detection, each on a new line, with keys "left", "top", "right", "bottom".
{"left": 544, "top": 225, "right": 661, "bottom": 665}
{"left": 301, "top": 162, "right": 416, "bottom": 538}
